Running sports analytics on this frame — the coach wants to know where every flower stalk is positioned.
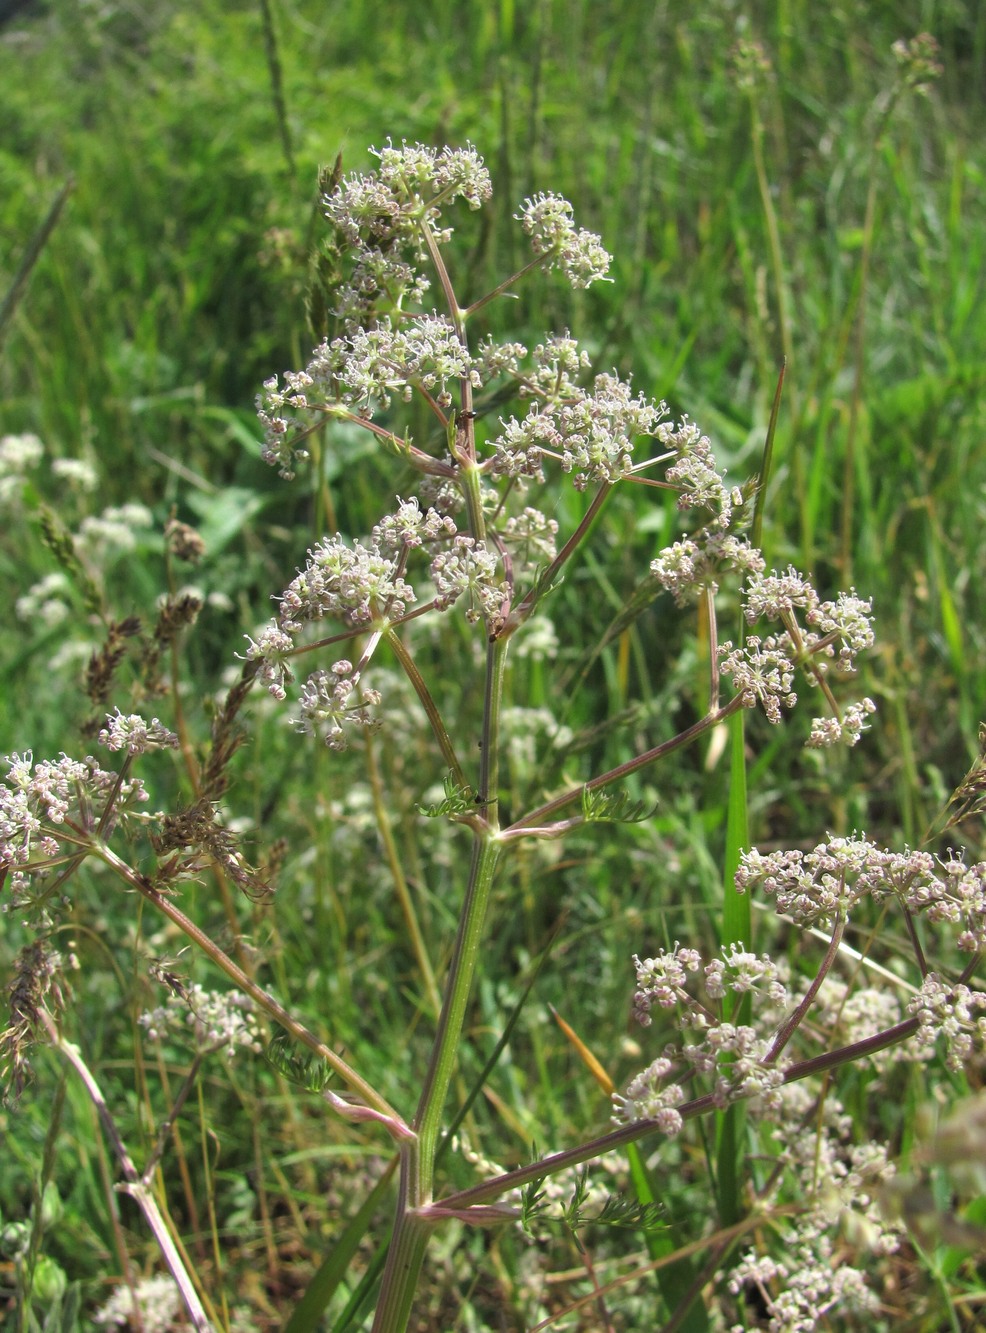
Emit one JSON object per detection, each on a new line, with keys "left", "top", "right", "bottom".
{"left": 6, "top": 125, "right": 981, "bottom": 1333}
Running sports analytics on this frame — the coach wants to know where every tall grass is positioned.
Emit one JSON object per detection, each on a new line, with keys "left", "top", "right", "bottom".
{"left": 1, "top": 1, "right": 985, "bottom": 1329}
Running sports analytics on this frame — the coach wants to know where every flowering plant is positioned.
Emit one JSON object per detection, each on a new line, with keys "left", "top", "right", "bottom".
{"left": 3, "top": 136, "right": 983, "bottom": 1332}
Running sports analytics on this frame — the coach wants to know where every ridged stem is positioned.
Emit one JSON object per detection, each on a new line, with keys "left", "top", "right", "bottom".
{"left": 372, "top": 637, "right": 510, "bottom": 1331}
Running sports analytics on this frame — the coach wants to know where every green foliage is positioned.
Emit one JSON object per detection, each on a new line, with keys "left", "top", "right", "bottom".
{"left": 416, "top": 774, "right": 476, "bottom": 818}
{"left": 1, "top": 1, "right": 985, "bottom": 1329}
{"left": 265, "top": 1032, "right": 337, "bottom": 1093}
{"left": 581, "top": 785, "right": 656, "bottom": 824}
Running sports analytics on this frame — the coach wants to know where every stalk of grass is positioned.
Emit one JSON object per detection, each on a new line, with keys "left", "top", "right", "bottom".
{"left": 713, "top": 711, "right": 750, "bottom": 1234}
{"left": 840, "top": 51, "right": 938, "bottom": 582}
{"left": 17, "top": 1075, "right": 66, "bottom": 1330}
{"left": 284, "top": 1157, "right": 399, "bottom": 1333}
{"left": 257, "top": 0, "right": 296, "bottom": 179}
{"left": 714, "top": 364, "right": 785, "bottom": 1231}
{"left": 364, "top": 729, "right": 443, "bottom": 1020}
{"left": 0, "top": 178, "right": 74, "bottom": 353}
{"left": 553, "top": 1007, "right": 710, "bottom": 1331}
{"left": 40, "top": 1013, "right": 217, "bottom": 1332}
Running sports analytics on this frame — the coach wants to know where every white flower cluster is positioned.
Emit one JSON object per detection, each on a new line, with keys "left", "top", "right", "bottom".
{"left": 93, "top": 1274, "right": 185, "bottom": 1331}
{"left": 909, "top": 972, "right": 986, "bottom": 1071}
{"left": 242, "top": 624, "right": 295, "bottom": 700}
{"left": 735, "top": 834, "right": 986, "bottom": 938}
{"left": 98, "top": 710, "right": 180, "bottom": 756}
{"left": 244, "top": 495, "right": 514, "bottom": 743}
{"left": 629, "top": 943, "right": 703, "bottom": 1022}
{"left": 489, "top": 371, "right": 662, "bottom": 488}
{"left": 687, "top": 1022, "right": 785, "bottom": 1108}
{"left": 476, "top": 335, "right": 529, "bottom": 380}
{"left": 936, "top": 855, "right": 986, "bottom": 952}
{"left": 308, "top": 314, "right": 481, "bottom": 418}
{"left": 643, "top": 429, "right": 874, "bottom": 745}
{"left": 430, "top": 535, "right": 506, "bottom": 623}
{"left": 522, "top": 333, "right": 592, "bottom": 398}
{"left": 651, "top": 533, "right": 765, "bottom": 605}
{"left": 75, "top": 503, "right": 154, "bottom": 562}
{"left": 372, "top": 495, "right": 457, "bottom": 555}
{"left": 614, "top": 943, "right": 792, "bottom": 1130}
{"left": 0, "top": 439, "right": 95, "bottom": 509}
{"left": 374, "top": 139, "right": 492, "bottom": 207}
{"left": 500, "top": 507, "right": 559, "bottom": 563}
{"left": 729, "top": 1223, "right": 881, "bottom": 1332}
{"left": 296, "top": 660, "right": 383, "bottom": 751}
{"left": 515, "top": 193, "right": 612, "bottom": 287}
{"left": 558, "top": 374, "right": 663, "bottom": 489}
{"left": 257, "top": 142, "right": 496, "bottom": 471}
{"left": 1, "top": 751, "right": 148, "bottom": 900}
{"left": 615, "top": 1056, "right": 686, "bottom": 1135}
{"left": 257, "top": 145, "right": 615, "bottom": 477}
{"left": 735, "top": 839, "right": 886, "bottom": 926}
{"left": 256, "top": 507, "right": 511, "bottom": 645}
{"left": 141, "top": 983, "right": 263, "bottom": 1060}
{"left": 51, "top": 456, "right": 98, "bottom": 490}
{"left": 745, "top": 570, "right": 875, "bottom": 668}
{"left": 256, "top": 369, "right": 316, "bottom": 478}
{"left": 0, "top": 432, "right": 44, "bottom": 508}
{"left": 323, "top": 140, "right": 492, "bottom": 326}
{"left": 278, "top": 534, "right": 418, "bottom": 633}
{"left": 719, "top": 635, "right": 798, "bottom": 724}
{"left": 726, "top": 1084, "right": 903, "bottom": 1332}
{"left": 743, "top": 565, "right": 817, "bottom": 619}
{"left": 658, "top": 417, "right": 742, "bottom": 529}
{"left": 804, "top": 697, "right": 877, "bottom": 747}
{"left": 703, "top": 943, "right": 789, "bottom": 1003}
{"left": 15, "top": 572, "right": 72, "bottom": 628}
{"left": 710, "top": 562, "right": 877, "bottom": 746}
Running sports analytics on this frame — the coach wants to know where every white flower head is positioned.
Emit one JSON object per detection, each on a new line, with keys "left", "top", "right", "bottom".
{"left": 98, "top": 710, "right": 180, "bottom": 756}
{"left": 516, "top": 193, "right": 612, "bottom": 287}
{"left": 141, "top": 984, "right": 264, "bottom": 1060}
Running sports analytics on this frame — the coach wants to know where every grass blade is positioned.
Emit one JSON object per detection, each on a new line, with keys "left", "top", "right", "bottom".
{"left": 284, "top": 1155, "right": 398, "bottom": 1333}
{"left": 0, "top": 178, "right": 74, "bottom": 352}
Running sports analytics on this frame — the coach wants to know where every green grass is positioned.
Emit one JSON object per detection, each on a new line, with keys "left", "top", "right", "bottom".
{"left": 2, "top": 1, "right": 986, "bottom": 1329}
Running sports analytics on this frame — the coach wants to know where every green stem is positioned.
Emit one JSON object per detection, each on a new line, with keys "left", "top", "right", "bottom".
{"left": 372, "top": 637, "right": 510, "bottom": 1330}
{"left": 715, "top": 706, "right": 751, "bottom": 1229}
{"left": 839, "top": 83, "right": 904, "bottom": 580}
{"left": 463, "top": 251, "right": 551, "bottom": 318}
{"left": 839, "top": 168, "right": 877, "bottom": 583}
{"left": 0, "top": 177, "right": 74, "bottom": 350}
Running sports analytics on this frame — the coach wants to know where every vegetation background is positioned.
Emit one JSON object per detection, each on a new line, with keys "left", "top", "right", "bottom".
{"left": 1, "top": 0, "right": 985, "bottom": 1327}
